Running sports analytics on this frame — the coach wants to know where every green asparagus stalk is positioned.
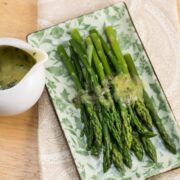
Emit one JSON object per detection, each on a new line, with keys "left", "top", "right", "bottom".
{"left": 112, "top": 143, "right": 124, "bottom": 171}
{"left": 134, "top": 99, "right": 153, "bottom": 130}
{"left": 100, "top": 103, "right": 122, "bottom": 149}
{"left": 81, "top": 105, "right": 94, "bottom": 150}
{"left": 57, "top": 45, "right": 102, "bottom": 154}
{"left": 123, "top": 54, "right": 139, "bottom": 80}
{"left": 102, "top": 122, "right": 112, "bottom": 172}
{"left": 70, "top": 46, "right": 84, "bottom": 85}
{"left": 141, "top": 137, "right": 157, "bottom": 162}
{"left": 71, "top": 29, "right": 91, "bottom": 77}
{"left": 105, "top": 26, "right": 129, "bottom": 74}
{"left": 71, "top": 28, "right": 84, "bottom": 47}
{"left": 124, "top": 53, "right": 176, "bottom": 154}
{"left": 70, "top": 39, "right": 100, "bottom": 88}
{"left": 128, "top": 106, "right": 156, "bottom": 138}
{"left": 85, "top": 37, "right": 105, "bottom": 82}
{"left": 121, "top": 115, "right": 132, "bottom": 168}
{"left": 90, "top": 29, "right": 122, "bottom": 74}
{"left": 90, "top": 33, "right": 112, "bottom": 76}
{"left": 143, "top": 91, "right": 176, "bottom": 154}
{"left": 71, "top": 28, "right": 93, "bottom": 66}
{"left": 58, "top": 45, "right": 82, "bottom": 90}
{"left": 131, "top": 132, "right": 143, "bottom": 161}
{"left": 118, "top": 101, "right": 132, "bottom": 149}
{"left": 122, "top": 145, "right": 132, "bottom": 168}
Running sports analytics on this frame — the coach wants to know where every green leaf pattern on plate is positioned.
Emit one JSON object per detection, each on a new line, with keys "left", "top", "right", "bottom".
{"left": 28, "top": 2, "right": 180, "bottom": 179}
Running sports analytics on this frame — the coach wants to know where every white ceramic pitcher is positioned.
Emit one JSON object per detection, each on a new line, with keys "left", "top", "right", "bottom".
{"left": 0, "top": 38, "right": 48, "bottom": 116}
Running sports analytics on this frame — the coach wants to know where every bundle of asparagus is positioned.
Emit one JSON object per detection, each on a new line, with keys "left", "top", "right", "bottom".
{"left": 57, "top": 26, "right": 176, "bottom": 172}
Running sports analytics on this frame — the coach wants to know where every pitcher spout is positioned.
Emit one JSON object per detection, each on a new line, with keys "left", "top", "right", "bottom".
{"left": 29, "top": 48, "right": 48, "bottom": 68}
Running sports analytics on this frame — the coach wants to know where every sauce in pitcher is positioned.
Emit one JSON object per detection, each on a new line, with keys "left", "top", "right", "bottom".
{"left": 0, "top": 46, "right": 36, "bottom": 90}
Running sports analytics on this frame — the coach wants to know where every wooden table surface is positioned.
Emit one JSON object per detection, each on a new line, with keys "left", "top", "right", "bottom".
{"left": 0, "top": 0, "right": 180, "bottom": 180}
{"left": 0, "top": 0, "right": 39, "bottom": 179}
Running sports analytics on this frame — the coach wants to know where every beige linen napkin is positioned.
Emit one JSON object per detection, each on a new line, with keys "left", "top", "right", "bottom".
{"left": 38, "top": 0, "right": 180, "bottom": 179}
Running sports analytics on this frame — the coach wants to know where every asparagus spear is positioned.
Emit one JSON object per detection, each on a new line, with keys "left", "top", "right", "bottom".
{"left": 143, "top": 91, "right": 176, "bottom": 154}
{"left": 71, "top": 28, "right": 84, "bottom": 47}
{"left": 134, "top": 99, "right": 153, "bottom": 130}
{"left": 131, "top": 132, "right": 143, "bottom": 161}
{"left": 70, "top": 44, "right": 91, "bottom": 90}
{"left": 85, "top": 36, "right": 105, "bottom": 82}
{"left": 105, "top": 26, "right": 129, "bottom": 74}
{"left": 70, "top": 45, "right": 83, "bottom": 84}
{"left": 70, "top": 39, "right": 100, "bottom": 88}
{"left": 124, "top": 53, "right": 176, "bottom": 154}
{"left": 81, "top": 105, "right": 95, "bottom": 151}
{"left": 141, "top": 137, "right": 157, "bottom": 162}
{"left": 58, "top": 45, "right": 82, "bottom": 90}
{"left": 118, "top": 100, "right": 132, "bottom": 149}
{"left": 119, "top": 110, "right": 132, "bottom": 168}
{"left": 122, "top": 145, "right": 132, "bottom": 168}
{"left": 89, "top": 29, "right": 121, "bottom": 74}
{"left": 102, "top": 122, "right": 112, "bottom": 172}
{"left": 57, "top": 45, "right": 102, "bottom": 154}
{"left": 112, "top": 143, "right": 124, "bottom": 171}
{"left": 97, "top": 89, "right": 123, "bottom": 171}
{"left": 90, "top": 33, "right": 112, "bottom": 76}
{"left": 128, "top": 106, "right": 156, "bottom": 138}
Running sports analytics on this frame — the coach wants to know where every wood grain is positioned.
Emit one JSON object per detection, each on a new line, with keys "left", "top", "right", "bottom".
{"left": 0, "top": 0, "right": 39, "bottom": 180}
{"left": 0, "top": 0, "right": 37, "bottom": 39}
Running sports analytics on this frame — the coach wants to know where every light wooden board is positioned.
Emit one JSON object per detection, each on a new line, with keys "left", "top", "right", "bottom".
{"left": 0, "top": 0, "right": 39, "bottom": 179}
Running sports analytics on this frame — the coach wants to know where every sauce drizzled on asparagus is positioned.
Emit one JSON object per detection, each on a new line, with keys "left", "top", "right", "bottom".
{"left": 112, "top": 74, "right": 143, "bottom": 104}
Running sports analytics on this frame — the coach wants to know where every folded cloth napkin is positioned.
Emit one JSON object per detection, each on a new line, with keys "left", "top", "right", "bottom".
{"left": 38, "top": 0, "right": 180, "bottom": 179}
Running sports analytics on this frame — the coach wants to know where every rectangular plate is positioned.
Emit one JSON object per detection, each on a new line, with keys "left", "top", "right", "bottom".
{"left": 27, "top": 2, "right": 180, "bottom": 179}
